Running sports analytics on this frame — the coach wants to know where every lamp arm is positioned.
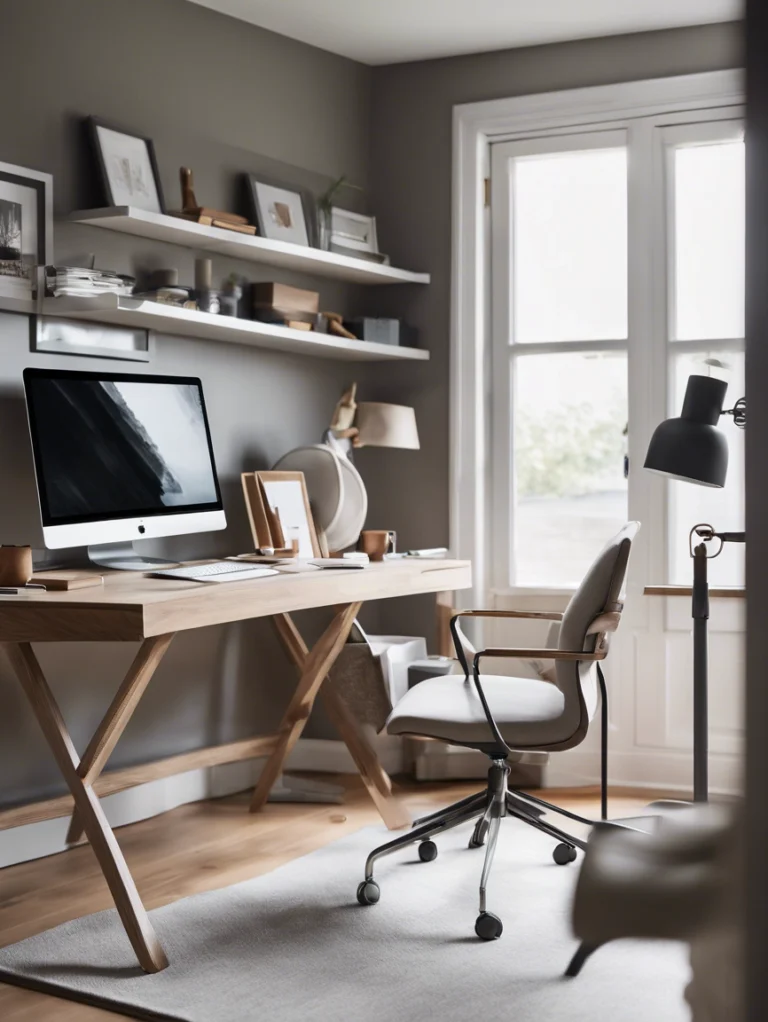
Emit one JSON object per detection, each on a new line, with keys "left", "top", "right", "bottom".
{"left": 714, "top": 531, "right": 746, "bottom": 544}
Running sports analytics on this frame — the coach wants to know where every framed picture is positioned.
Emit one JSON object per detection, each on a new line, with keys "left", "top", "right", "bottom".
{"left": 247, "top": 175, "right": 315, "bottom": 247}
{"left": 241, "top": 469, "right": 320, "bottom": 558}
{"left": 330, "top": 207, "right": 378, "bottom": 254}
{"left": 88, "top": 117, "right": 165, "bottom": 213}
{"left": 0, "top": 160, "right": 52, "bottom": 301}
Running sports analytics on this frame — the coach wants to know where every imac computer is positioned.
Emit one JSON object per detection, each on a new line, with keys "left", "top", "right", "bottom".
{"left": 23, "top": 367, "right": 226, "bottom": 570}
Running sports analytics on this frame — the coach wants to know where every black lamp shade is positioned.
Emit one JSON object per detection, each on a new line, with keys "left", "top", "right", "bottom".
{"left": 644, "top": 374, "right": 729, "bottom": 488}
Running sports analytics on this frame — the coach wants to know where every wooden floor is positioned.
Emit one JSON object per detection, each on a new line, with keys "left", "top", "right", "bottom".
{"left": 0, "top": 777, "right": 662, "bottom": 1021}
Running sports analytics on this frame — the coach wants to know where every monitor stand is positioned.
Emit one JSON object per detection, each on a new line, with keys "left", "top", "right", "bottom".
{"left": 87, "top": 542, "right": 179, "bottom": 572}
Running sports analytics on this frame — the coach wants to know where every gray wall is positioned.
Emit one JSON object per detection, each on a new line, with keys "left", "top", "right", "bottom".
{"left": 0, "top": 0, "right": 375, "bottom": 806}
{"left": 366, "top": 22, "right": 745, "bottom": 640}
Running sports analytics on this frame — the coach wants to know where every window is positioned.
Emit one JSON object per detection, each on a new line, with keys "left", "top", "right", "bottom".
{"left": 513, "top": 148, "right": 628, "bottom": 343}
{"left": 491, "top": 133, "right": 629, "bottom": 588}
{"left": 513, "top": 351, "right": 628, "bottom": 587}
{"left": 490, "top": 115, "right": 744, "bottom": 592}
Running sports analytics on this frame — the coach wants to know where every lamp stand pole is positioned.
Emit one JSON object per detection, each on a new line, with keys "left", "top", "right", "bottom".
{"left": 691, "top": 542, "right": 710, "bottom": 803}
{"left": 689, "top": 526, "right": 746, "bottom": 803}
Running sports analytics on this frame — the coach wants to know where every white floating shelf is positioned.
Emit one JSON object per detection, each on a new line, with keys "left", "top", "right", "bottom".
{"left": 68, "top": 207, "right": 430, "bottom": 286}
{"left": 22, "top": 294, "right": 429, "bottom": 362}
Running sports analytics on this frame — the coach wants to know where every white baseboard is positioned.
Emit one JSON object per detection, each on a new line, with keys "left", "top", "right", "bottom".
{"left": 543, "top": 747, "right": 742, "bottom": 797}
{"left": 0, "top": 735, "right": 406, "bottom": 869}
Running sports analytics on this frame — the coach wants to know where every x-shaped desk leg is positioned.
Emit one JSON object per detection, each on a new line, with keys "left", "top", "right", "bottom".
{"left": 1, "top": 637, "right": 174, "bottom": 973}
{"left": 252, "top": 607, "right": 411, "bottom": 830}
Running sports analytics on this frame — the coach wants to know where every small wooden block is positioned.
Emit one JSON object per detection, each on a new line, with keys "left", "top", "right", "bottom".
{"left": 32, "top": 571, "right": 104, "bottom": 591}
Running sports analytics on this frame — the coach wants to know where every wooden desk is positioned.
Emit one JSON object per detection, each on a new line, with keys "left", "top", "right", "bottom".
{"left": 0, "top": 558, "right": 471, "bottom": 972}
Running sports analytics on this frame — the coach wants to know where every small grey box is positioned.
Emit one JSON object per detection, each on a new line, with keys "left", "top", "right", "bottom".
{"left": 407, "top": 656, "right": 455, "bottom": 689}
{"left": 346, "top": 317, "right": 400, "bottom": 346}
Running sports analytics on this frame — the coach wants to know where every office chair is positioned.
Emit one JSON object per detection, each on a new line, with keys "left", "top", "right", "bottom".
{"left": 355, "top": 522, "right": 640, "bottom": 941}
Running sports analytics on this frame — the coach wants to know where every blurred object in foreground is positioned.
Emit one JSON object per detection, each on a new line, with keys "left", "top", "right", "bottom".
{"left": 569, "top": 804, "right": 743, "bottom": 1022}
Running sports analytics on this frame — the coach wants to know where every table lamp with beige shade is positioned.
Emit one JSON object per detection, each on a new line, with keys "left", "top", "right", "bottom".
{"left": 354, "top": 401, "right": 420, "bottom": 451}
{"left": 274, "top": 384, "right": 420, "bottom": 553}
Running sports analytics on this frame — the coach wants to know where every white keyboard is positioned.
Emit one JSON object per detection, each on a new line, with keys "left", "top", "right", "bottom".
{"left": 149, "top": 561, "right": 278, "bottom": 583}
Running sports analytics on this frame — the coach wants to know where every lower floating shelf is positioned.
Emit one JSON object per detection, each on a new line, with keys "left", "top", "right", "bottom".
{"left": 1, "top": 294, "right": 429, "bottom": 362}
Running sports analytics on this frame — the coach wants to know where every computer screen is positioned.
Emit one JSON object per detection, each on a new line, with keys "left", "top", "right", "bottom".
{"left": 24, "top": 368, "right": 224, "bottom": 543}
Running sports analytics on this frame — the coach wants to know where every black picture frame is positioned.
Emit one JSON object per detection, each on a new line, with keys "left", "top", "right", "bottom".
{"left": 87, "top": 116, "right": 166, "bottom": 214}
{"left": 0, "top": 159, "right": 53, "bottom": 300}
{"left": 246, "top": 174, "right": 317, "bottom": 248}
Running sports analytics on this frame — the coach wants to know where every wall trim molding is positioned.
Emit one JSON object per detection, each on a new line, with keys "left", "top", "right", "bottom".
{"left": 0, "top": 735, "right": 405, "bottom": 869}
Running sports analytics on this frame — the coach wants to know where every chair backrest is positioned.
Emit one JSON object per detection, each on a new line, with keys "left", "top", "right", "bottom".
{"left": 554, "top": 521, "right": 640, "bottom": 747}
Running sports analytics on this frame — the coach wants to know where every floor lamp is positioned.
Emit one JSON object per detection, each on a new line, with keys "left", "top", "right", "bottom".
{"left": 644, "top": 373, "right": 746, "bottom": 802}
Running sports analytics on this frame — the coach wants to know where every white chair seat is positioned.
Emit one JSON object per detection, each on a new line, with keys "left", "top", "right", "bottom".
{"left": 386, "top": 673, "right": 567, "bottom": 749}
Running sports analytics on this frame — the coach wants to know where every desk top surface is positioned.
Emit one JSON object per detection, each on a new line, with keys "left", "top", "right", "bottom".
{"left": 644, "top": 584, "right": 745, "bottom": 598}
{"left": 0, "top": 559, "right": 472, "bottom": 643}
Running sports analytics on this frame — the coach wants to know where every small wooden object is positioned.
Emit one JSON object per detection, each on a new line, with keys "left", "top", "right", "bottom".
{"left": 252, "top": 282, "right": 319, "bottom": 312}
{"left": 171, "top": 168, "right": 256, "bottom": 234}
{"left": 330, "top": 383, "right": 359, "bottom": 441}
{"left": 178, "top": 167, "right": 247, "bottom": 224}
{"left": 31, "top": 571, "right": 104, "bottom": 591}
{"left": 323, "top": 311, "right": 357, "bottom": 340}
{"left": 0, "top": 545, "right": 32, "bottom": 587}
{"left": 252, "top": 282, "right": 319, "bottom": 325}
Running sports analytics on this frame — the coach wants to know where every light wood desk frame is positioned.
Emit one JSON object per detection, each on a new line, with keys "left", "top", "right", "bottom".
{"left": 0, "top": 560, "right": 470, "bottom": 972}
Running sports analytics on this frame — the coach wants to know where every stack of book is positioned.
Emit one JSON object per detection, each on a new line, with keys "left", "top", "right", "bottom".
{"left": 47, "top": 266, "right": 135, "bottom": 298}
{"left": 131, "top": 286, "right": 197, "bottom": 308}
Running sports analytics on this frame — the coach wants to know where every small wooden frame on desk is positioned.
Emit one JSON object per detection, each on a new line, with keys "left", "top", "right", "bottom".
{"left": 241, "top": 469, "right": 320, "bottom": 558}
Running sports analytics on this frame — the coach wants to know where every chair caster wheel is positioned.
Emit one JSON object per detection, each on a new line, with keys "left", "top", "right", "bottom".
{"left": 357, "top": 880, "right": 380, "bottom": 906}
{"left": 475, "top": 911, "right": 503, "bottom": 941}
{"left": 418, "top": 840, "right": 438, "bottom": 862}
{"left": 553, "top": 843, "right": 578, "bottom": 865}
{"left": 469, "top": 819, "right": 488, "bottom": 848}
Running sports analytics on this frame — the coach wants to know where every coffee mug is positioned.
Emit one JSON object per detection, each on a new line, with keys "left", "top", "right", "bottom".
{"left": 359, "top": 530, "right": 396, "bottom": 562}
{"left": 0, "top": 545, "right": 33, "bottom": 587}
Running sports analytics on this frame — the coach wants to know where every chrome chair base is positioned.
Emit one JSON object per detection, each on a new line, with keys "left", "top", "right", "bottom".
{"left": 356, "top": 759, "right": 592, "bottom": 938}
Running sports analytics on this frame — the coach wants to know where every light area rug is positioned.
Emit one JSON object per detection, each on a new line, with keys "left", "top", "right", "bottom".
{"left": 0, "top": 820, "right": 690, "bottom": 1022}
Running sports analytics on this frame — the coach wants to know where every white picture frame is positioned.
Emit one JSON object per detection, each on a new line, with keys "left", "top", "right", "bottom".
{"left": 248, "top": 176, "right": 313, "bottom": 247}
{"left": 330, "top": 207, "right": 378, "bottom": 254}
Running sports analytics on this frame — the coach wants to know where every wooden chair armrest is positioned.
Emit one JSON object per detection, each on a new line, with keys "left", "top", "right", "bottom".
{"left": 449, "top": 610, "right": 565, "bottom": 678}
{"left": 475, "top": 647, "right": 606, "bottom": 663}
{"left": 453, "top": 609, "right": 564, "bottom": 622}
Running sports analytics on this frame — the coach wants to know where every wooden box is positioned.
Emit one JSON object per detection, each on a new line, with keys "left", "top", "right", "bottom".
{"left": 252, "top": 282, "right": 319, "bottom": 316}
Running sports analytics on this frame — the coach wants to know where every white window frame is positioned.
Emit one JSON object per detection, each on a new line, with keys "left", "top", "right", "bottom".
{"left": 450, "top": 70, "right": 745, "bottom": 608}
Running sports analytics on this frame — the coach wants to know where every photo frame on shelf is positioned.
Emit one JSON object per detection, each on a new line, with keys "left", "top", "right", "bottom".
{"left": 246, "top": 175, "right": 315, "bottom": 247}
{"left": 0, "top": 160, "right": 52, "bottom": 302}
{"left": 330, "top": 207, "right": 378, "bottom": 254}
{"left": 241, "top": 470, "right": 321, "bottom": 558}
{"left": 88, "top": 117, "right": 165, "bottom": 214}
